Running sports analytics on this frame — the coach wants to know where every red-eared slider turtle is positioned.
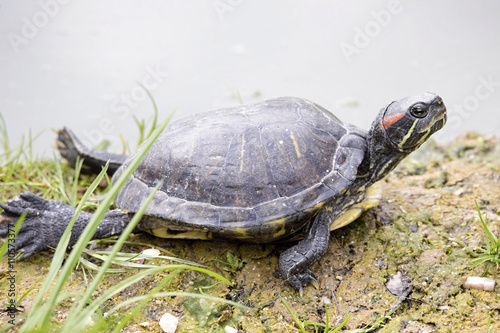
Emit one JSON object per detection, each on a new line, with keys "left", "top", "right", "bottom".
{"left": 0, "top": 93, "right": 446, "bottom": 291}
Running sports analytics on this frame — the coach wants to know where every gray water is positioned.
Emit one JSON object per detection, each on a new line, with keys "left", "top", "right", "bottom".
{"left": 1, "top": 0, "right": 500, "bottom": 156}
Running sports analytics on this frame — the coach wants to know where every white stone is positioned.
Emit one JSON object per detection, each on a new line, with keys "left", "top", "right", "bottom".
{"left": 83, "top": 315, "right": 94, "bottom": 327}
{"left": 142, "top": 248, "right": 161, "bottom": 256}
{"left": 224, "top": 326, "right": 238, "bottom": 333}
{"left": 159, "top": 313, "right": 179, "bottom": 333}
{"left": 463, "top": 276, "right": 496, "bottom": 291}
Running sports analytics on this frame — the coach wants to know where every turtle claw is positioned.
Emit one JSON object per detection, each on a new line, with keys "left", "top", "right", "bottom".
{"left": 0, "top": 201, "right": 24, "bottom": 217}
{"left": 20, "top": 241, "right": 42, "bottom": 259}
{"left": 286, "top": 269, "right": 318, "bottom": 295}
{"left": 20, "top": 192, "right": 50, "bottom": 206}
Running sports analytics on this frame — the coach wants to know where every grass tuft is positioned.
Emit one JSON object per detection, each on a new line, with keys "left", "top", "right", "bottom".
{"left": 468, "top": 200, "right": 500, "bottom": 274}
{"left": 280, "top": 295, "right": 404, "bottom": 333}
{"left": 132, "top": 82, "right": 162, "bottom": 148}
{"left": 280, "top": 296, "right": 350, "bottom": 333}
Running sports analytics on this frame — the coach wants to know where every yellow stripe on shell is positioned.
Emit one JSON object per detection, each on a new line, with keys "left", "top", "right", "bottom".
{"left": 290, "top": 131, "right": 301, "bottom": 158}
{"left": 270, "top": 217, "right": 288, "bottom": 239}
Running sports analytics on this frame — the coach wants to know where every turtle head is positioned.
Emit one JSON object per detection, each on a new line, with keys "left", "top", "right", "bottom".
{"left": 380, "top": 92, "right": 447, "bottom": 152}
{"left": 367, "top": 93, "right": 447, "bottom": 182}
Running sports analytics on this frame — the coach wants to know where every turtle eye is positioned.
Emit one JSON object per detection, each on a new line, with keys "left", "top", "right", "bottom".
{"left": 410, "top": 104, "right": 428, "bottom": 118}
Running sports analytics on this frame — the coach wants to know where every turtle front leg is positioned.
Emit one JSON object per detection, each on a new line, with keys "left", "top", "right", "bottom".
{"left": 278, "top": 212, "right": 330, "bottom": 293}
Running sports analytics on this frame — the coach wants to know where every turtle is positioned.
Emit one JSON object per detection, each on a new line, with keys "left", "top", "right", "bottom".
{"left": 0, "top": 93, "right": 446, "bottom": 291}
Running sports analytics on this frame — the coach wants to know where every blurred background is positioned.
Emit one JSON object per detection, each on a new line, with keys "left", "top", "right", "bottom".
{"left": 1, "top": 0, "right": 500, "bottom": 155}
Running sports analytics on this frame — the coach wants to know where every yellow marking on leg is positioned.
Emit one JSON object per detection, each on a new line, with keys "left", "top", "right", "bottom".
{"left": 290, "top": 131, "right": 301, "bottom": 158}
{"left": 330, "top": 182, "right": 382, "bottom": 231}
{"left": 331, "top": 207, "right": 364, "bottom": 230}
{"left": 364, "top": 181, "right": 383, "bottom": 204}
{"left": 240, "top": 133, "right": 245, "bottom": 172}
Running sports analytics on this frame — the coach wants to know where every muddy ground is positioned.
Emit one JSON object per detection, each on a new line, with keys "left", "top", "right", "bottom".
{"left": 1, "top": 132, "right": 499, "bottom": 332}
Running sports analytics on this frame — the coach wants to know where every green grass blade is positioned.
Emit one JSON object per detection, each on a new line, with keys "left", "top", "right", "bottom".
{"left": 0, "top": 112, "right": 10, "bottom": 156}
{"left": 486, "top": 316, "right": 493, "bottom": 333}
{"left": 133, "top": 115, "right": 145, "bottom": 146}
{"left": 110, "top": 269, "right": 183, "bottom": 333}
{"left": 280, "top": 296, "right": 306, "bottom": 332}
{"left": 69, "top": 157, "right": 84, "bottom": 206}
{"left": 475, "top": 201, "right": 498, "bottom": 249}
{"left": 137, "top": 81, "right": 159, "bottom": 143}
{"left": 472, "top": 200, "right": 500, "bottom": 272}
{"left": 329, "top": 312, "right": 351, "bottom": 332}
{"left": 83, "top": 249, "right": 205, "bottom": 268}
{"left": 108, "top": 291, "right": 248, "bottom": 315}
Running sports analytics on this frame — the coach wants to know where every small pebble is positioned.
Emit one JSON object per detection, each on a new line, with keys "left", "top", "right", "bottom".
{"left": 142, "top": 248, "right": 161, "bottom": 256}
{"left": 225, "top": 326, "right": 238, "bottom": 333}
{"left": 159, "top": 313, "right": 178, "bottom": 333}
{"left": 463, "top": 276, "right": 496, "bottom": 291}
{"left": 83, "top": 315, "right": 94, "bottom": 327}
{"left": 386, "top": 271, "right": 405, "bottom": 296}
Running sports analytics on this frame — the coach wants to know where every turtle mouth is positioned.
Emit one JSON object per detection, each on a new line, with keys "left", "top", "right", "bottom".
{"left": 437, "top": 112, "right": 447, "bottom": 129}
{"left": 418, "top": 105, "right": 447, "bottom": 133}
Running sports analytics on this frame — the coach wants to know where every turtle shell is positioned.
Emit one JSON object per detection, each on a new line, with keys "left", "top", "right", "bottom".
{"left": 114, "top": 97, "right": 369, "bottom": 242}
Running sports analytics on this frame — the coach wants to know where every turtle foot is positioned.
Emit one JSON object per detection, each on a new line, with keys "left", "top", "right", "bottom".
{"left": 0, "top": 193, "right": 86, "bottom": 258}
{"left": 287, "top": 269, "right": 318, "bottom": 295}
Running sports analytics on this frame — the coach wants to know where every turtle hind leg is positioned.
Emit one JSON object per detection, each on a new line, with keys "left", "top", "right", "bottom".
{"left": 57, "top": 127, "right": 128, "bottom": 175}
{"left": 0, "top": 192, "right": 130, "bottom": 258}
{"left": 278, "top": 212, "right": 330, "bottom": 293}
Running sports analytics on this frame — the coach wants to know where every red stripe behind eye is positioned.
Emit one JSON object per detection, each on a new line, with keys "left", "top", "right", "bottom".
{"left": 381, "top": 112, "right": 405, "bottom": 129}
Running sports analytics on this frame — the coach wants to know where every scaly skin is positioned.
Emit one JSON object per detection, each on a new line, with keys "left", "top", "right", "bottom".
{"left": 278, "top": 211, "right": 331, "bottom": 293}
{"left": 0, "top": 193, "right": 128, "bottom": 257}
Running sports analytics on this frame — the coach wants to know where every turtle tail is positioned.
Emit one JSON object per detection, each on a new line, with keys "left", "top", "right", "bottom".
{"left": 56, "top": 127, "right": 128, "bottom": 175}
